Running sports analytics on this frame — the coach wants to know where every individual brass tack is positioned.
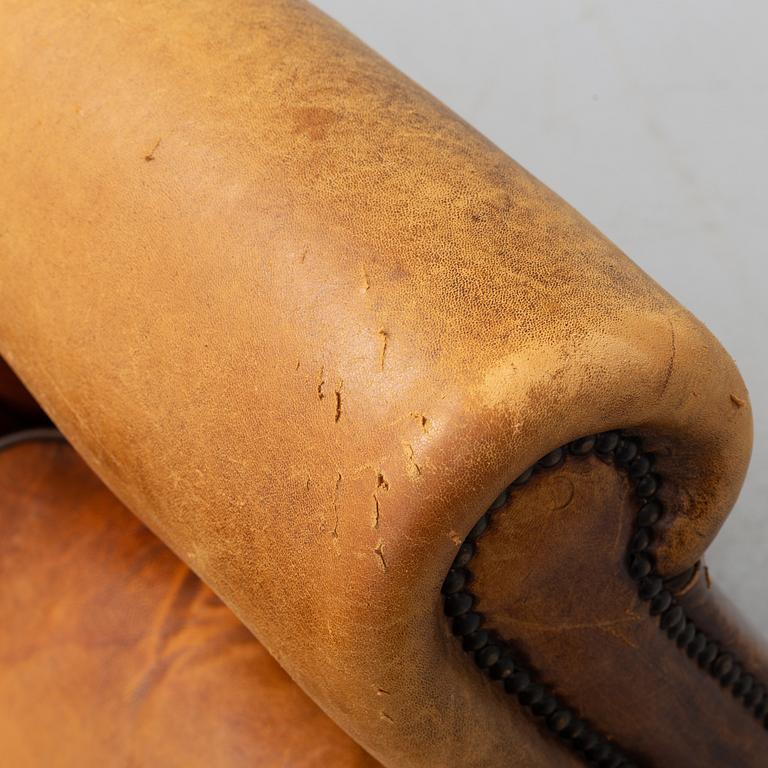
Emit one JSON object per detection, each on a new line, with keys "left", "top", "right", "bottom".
{"left": 475, "top": 643, "right": 502, "bottom": 669}
{"left": 649, "top": 590, "right": 672, "bottom": 616}
{"left": 563, "top": 718, "right": 586, "bottom": 741}
{"left": 468, "top": 513, "right": 490, "bottom": 540}
{"left": 636, "top": 474, "right": 659, "bottom": 498}
{"left": 586, "top": 740, "right": 612, "bottom": 762}
{"left": 712, "top": 653, "right": 734, "bottom": 679}
{"left": 451, "top": 611, "right": 481, "bottom": 636}
{"left": 489, "top": 652, "right": 516, "bottom": 680}
{"left": 504, "top": 669, "right": 531, "bottom": 694}
{"left": 519, "top": 683, "right": 545, "bottom": 707}
{"left": 489, "top": 490, "right": 508, "bottom": 510}
{"left": 453, "top": 540, "right": 475, "bottom": 568}
{"left": 595, "top": 432, "right": 620, "bottom": 453}
{"left": 630, "top": 527, "right": 652, "bottom": 552}
{"left": 547, "top": 708, "right": 573, "bottom": 733}
{"left": 660, "top": 604, "right": 684, "bottom": 631}
{"left": 628, "top": 455, "right": 651, "bottom": 478}
{"left": 698, "top": 641, "right": 720, "bottom": 670}
{"left": 441, "top": 568, "right": 466, "bottom": 595}
{"left": 462, "top": 629, "right": 489, "bottom": 652}
{"left": 444, "top": 591, "right": 472, "bottom": 617}
{"left": 745, "top": 683, "right": 765, "bottom": 707}
{"left": 629, "top": 553, "right": 653, "bottom": 579}
{"left": 638, "top": 576, "right": 663, "bottom": 600}
{"left": 734, "top": 674, "right": 754, "bottom": 699}
{"left": 538, "top": 447, "right": 564, "bottom": 468}
{"left": 637, "top": 499, "right": 663, "bottom": 527}
{"left": 531, "top": 688, "right": 557, "bottom": 716}
{"left": 676, "top": 621, "right": 696, "bottom": 648}
{"left": 687, "top": 632, "right": 707, "bottom": 659}
{"left": 722, "top": 663, "right": 742, "bottom": 688}
{"left": 512, "top": 467, "right": 533, "bottom": 486}
{"left": 570, "top": 435, "right": 596, "bottom": 455}
{"left": 579, "top": 731, "right": 599, "bottom": 753}
{"left": 615, "top": 439, "right": 638, "bottom": 464}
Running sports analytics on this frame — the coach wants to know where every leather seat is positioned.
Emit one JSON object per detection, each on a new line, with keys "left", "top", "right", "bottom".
{"left": 0, "top": 425, "right": 379, "bottom": 767}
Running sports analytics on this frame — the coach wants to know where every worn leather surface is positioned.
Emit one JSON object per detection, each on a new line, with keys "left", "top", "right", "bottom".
{"left": 473, "top": 453, "right": 768, "bottom": 766}
{"left": 0, "top": 1, "right": 753, "bottom": 766}
{"left": 0, "top": 438, "right": 381, "bottom": 768}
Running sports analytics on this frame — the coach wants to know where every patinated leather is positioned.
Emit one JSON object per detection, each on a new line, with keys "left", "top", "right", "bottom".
{"left": 471, "top": 452, "right": 768, "bottom": 766}
{"left": 0, "top": 437, "right": 380, "bottom": 768}
{"left": 0, "top": 1, "right": 756, "bottom": 766}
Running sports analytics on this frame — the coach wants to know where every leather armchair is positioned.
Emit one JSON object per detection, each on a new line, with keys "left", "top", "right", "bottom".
{"left": 1, "top": 1, "right": 765, "bottom": 766}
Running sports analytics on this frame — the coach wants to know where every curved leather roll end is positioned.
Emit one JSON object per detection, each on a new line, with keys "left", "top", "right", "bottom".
{"left": 0, "top": 1, "right": 754, "bottom": 766}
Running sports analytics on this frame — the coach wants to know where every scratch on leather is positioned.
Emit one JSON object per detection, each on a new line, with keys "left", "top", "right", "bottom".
{"left": 402, "top": 441, "right": 421, "bottom": 477}
{"left": 374, "top": 539, "right": 387, "bottom": 571}
{"left": 378, "top": 328, "right": 388, "bottom": 370}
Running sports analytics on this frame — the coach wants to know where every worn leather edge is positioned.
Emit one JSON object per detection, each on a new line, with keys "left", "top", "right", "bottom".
{"left": 443, "top": 431, "right": 768, "bottom": 767}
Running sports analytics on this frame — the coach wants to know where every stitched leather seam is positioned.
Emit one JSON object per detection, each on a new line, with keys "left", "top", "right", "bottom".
{"left": 442, "top": 431, "right": 768, "bottom": 768}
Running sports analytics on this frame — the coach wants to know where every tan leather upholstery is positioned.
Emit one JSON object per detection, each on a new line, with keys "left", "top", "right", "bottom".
{"left": 0, "top": 1, "right": 759, "bottom": 766}
{"left": 0, "top": 437, "right": 380, "bottom": 768}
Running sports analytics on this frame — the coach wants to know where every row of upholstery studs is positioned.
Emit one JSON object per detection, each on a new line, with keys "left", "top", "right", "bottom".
{"left": 443, "top": 431, "right": 768, "bottom": 768}
{"left": 443, "top": 434, "right": 642, "bottom": 768}
{"left": 609, "top": 431, "right": 768, "bottom": 730}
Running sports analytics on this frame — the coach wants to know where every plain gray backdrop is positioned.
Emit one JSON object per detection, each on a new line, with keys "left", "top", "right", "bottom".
{"left": 313, "top": 1, "right": 768, "bottom": 631}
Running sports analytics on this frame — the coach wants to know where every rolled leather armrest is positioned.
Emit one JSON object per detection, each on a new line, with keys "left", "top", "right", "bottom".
{"left": 0, "top": 1, "right": 759, "bottom": 766}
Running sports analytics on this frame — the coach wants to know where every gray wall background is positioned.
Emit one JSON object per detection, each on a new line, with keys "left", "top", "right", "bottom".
{"left": 313, "top": 1, "right": 768, "bottom": 631}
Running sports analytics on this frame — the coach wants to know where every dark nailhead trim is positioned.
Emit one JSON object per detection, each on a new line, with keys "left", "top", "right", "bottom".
{"left": 660, "top": 605, "right": 684, "bottom": 631}
{"left": 538, "top": 447, "right": 564, "bottom": 468}
{"left": 512, "top": 467, "right": 534, "bottom": 485}
{"left": 489, "top": 652, "right": 516, "bottom": 680}
{"left": 444, "top": 592, "right": 473, "bottom": 617}
{"left": 563, "top": 718, "right": 586, "bottom": 741}
{"left": 595, "top": 432, "right": 620, "bottom": 453}
{"left": 676, "top": 621, "right": 696, "bottom": 648}
{"left": 699, "top": 642, "right": 719, "bottom": 670}
{"left": 629, "top": 527, "right": 652, "bottom": 552}
{"left": 628, "top": 455, "right": 651, "bottom": 478}
{"left": 615, "top": 439, "right": 638, "bottom": 464}
{"left": 638, "top": 576, "right": 663, "bottom": 600}
{"left": 637, "top": 500, "right": 663, "bottom": 527}
{"left": 441, "top": 568, "right": 466, "bottom": 595}
{"left": 636, "top": 474, "right": 658, "bottom": 498}
{"left": 519, "top": 683, "right": 545, "bottom": 706}
{"left": 504, "top": 669, "right": 531, "bottom": 694}
{"left": 579, "top": 732, "right": 599, "bottom": 752}
{"left": 734, "top": 674, "right": 754, "bottom": 698}
{"left": 453, "top": 540, "right": 475, "bottom": 568}
{"left": 489, "top": 491, "right": 508, "bottom": 510}
{"left": 722, "top": 663, "right": 742, "bottom": 688}
{"left": 586, "top": 741, "right": 612, "bottom": 761}
{"left": 547, "top": 708, "right": 573, "bottom": 733}
{"left": 687, "top": 632, "right": 707, "bottom": 659}
{"left": 649, "top": 590, "right": 672, "bottom": 616}
{"left": 570, "top": 435, "right": 597, "bottom": 455}
{"left": 468, "top": 514, "right": 490, "bottom": 539}
{"left": 531, "top": 693, "right": 558, "bottom": 717}
{"left": 745, "top": 684, "right": 765, "bottom": 707}
{"left": 442, "top": 430, "right": 767, "bottom": 767}
{"left": 476, "top": 644, "right": 502, "bottom": 669}
{"left": 629, "top": 553, "right": 653, "bottom": 579}
{"left": 712, "top": 653, "right": 734, "bottom": 680}
{"left": 451, "top": 612, "right": 481, "bottom": 636}
{"left": 462, "top": 630, "right": 489, "bottom": 652}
